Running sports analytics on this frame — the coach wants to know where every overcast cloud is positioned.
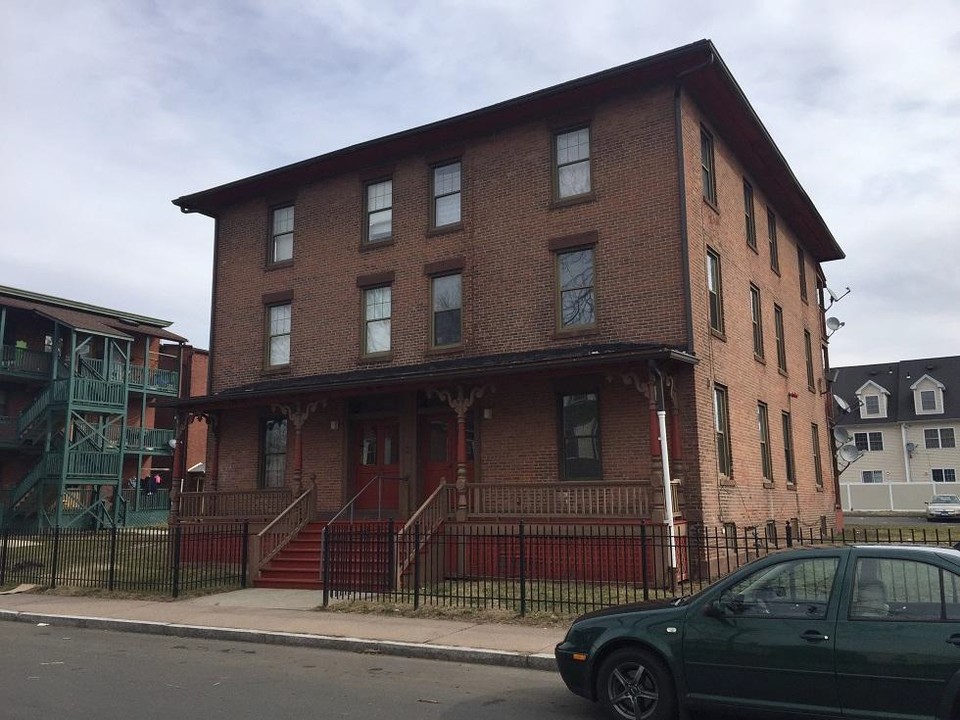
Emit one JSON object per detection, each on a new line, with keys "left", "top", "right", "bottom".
{"left": 1, "top": 0, "right": 958, "bottom": 366}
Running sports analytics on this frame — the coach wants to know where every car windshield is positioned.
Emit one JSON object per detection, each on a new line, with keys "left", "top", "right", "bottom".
{"left": 931, "top": 495, "right": 960, "bottom": 504}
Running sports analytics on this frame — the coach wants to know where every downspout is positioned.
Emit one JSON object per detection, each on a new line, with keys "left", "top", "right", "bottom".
{"left": 649, "top": 360, "right": 676, "bottom": 571}
{"left": 674, "top": 51, "right": 715, "bottom": 356}
{"left": 900, "top": 423, "right": 911, "bottom": 483}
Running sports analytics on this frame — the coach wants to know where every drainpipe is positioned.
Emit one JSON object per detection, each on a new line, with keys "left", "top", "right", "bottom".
{"left": 649, "top": 361, "right": 676, "bottom": 571}
{"left": 900, "top": 423, "right": 911, "bottom": 483}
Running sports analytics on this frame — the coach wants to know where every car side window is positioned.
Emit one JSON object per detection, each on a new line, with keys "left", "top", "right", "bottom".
{"left": 850, "top": 558, "right": 951, "bottom": 621}
{"left": 947, "top": 570, "right": 960, "bottom": 621}
{"left": 719, "top": 557, "right": 839, "bottom": 619}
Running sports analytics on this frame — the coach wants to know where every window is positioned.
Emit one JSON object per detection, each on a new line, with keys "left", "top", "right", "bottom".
{"left": 365, "top": 179, "right": 393, "bottom": 243}
{"left": 718, "top": 557, "right": 839, "bottom": 619}
{"left": 811, "top": 424, "right": 824, "bottom": 488}
{"left": 555, "top": 127, "right": 591, "bottom": 199}
{"left": 758, "top": 402, "right": 773, "bottom": 482}
{"left": 782, "top": 411, "right": 796, "bottom": 485}
{"left": 431, "top": 273, "right": 462, "bottom": 347}
{"left": 363, "top": 286, "right": 392, "bottom": 355}
{"left": 920, "top": 390, "right": 938, "bottom": 412}
{"left": 707, "top": 249, "right": 724, "bottom": 334}
{"left": 797, "top": 246, "right": 808, "bottom": 301}
{"left": 700, "top": 127, "right": 717, "bottom": 205}
{"left": 270, "top": 205, "right": 294, "bottom": 264}
{"left": 774, "top": 304, "right": 787, "bottom": 372}
{"left": 804, "top": 330, "right": 815, "bottom": 390}
{"left": 266, "top": 303, "right": 291, "bottom": 367}
{"left": 750, "top": 284, "right": 764, "bottom": 358}
{"left": 743, "top": 180, "right": 757, "bottom": 249}
{"left": 560, "top": 392, "right": 601, "bottom": 479}
{"left": 714, "top": 384, "right": 732, "bottom": 478}
{"left": 854, "top": 431, "right": 884, "bottom": 451}
{"left": 767, "top": 208, "right": 780, "bottom": 273}
{"left": 933, "top": 468, "right": 957, "bottom": 482}
{"left": 260, "top": 417, "right": 287, "bottom": 488}
{"left": 861, "top": 470, "right": 883, "bottom": 483}
{"left": 557, "top": 247, "right": 596, "bottom": 328}
{"left": 850, "top": 558, "right": 955, "bottom": 621}
{"left": 925, "top": 428, "right": 956, "bottom": 449}
{"left": 432, "top": 161, "right": 461, "bottom": 227}
{"left": 863, "top": 394, "right": 882, "bottom": 416}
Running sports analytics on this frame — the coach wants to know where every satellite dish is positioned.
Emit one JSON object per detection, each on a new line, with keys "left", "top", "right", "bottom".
{"left": 833, "top": 394, "right": 853, "bottom": 413}
{"left": 905, "top": 442, "right": 917, "bottom": 453}
{"left": 168, "top": 439, "right": 178, "bottom": 449}
{"left": 825, "top": 286, "right": 841, "bottom": 303}
{"left": 826, "top": 317, "right": 845, "bottom": 332}
{"left": 833, "top": 427, "right": 851, "bottom": 444}
{"left": 838, "top": 444, "right": 863, "bottom": 463}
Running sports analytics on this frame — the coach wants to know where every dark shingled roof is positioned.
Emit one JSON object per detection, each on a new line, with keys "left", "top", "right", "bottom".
{"left": 833, "top": 355, "right": 960, "bottom": 426}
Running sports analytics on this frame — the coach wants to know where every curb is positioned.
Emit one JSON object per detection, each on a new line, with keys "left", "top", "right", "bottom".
{"left": 0, "top": 610, "right": 557, "bottom": 672}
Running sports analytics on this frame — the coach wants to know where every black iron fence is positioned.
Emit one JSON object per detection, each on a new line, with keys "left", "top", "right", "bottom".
{"left": 0, "top": 523, "right": 248, "bottom": 598}
{"left": 320, "top": 521, "right": 960, "bottom": 616}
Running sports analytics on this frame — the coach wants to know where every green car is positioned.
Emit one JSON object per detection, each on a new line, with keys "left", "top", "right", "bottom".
{"left": 556, "top": 545, "right": 960, "bottom": 719}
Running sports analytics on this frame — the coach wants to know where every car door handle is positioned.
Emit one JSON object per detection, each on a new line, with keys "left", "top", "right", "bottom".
{"left": 947, "top": 634, "right": 960, "bottom": 647}
{"left": 801, "top": 630, "right": 830, "bottom": 643}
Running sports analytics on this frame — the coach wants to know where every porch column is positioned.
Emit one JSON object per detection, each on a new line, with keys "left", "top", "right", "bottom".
{"left": 274, "top": 401, "right": 321, "bottom": 495}
{"left": 207, "top": 412, "right": 220, "bottom": 492}
{"left": 429, "top": 385, "right": 489, "bottom": 521}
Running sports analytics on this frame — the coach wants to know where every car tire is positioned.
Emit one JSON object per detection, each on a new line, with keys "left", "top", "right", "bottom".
{"left": 596, "top": 647, "right": 677, "bottom": 720}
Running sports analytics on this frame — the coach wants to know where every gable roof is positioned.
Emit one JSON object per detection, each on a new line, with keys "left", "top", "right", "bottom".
{"left": 0, "top": 285, "right": 186, "bottom": 342}
{"left": 173, "top": 39, "right": 843, "bottom": 263}
{"left": 833, "top": 355, "right": 960, "bottom": 425}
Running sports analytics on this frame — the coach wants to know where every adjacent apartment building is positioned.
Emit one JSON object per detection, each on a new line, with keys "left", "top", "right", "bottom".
{"left": 173, "top": 40, "right": 845, "bottom": 536}
{"left": 833, "top": 356, "right": 959, "bottom": 513}
{"left": 0, "top": 286, "right": 185, "bottom": 529}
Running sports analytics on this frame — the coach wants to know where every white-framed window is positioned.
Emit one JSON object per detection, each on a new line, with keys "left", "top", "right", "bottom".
{"left": 911, "top": 375, "right": 945, "bottom": 415}
{"left": 555, "top": 127, "right": 591, "bottom": 199}
{"left": 856, "top": 382, "right": 889, "bottom": 420}
{"left": 431, "top": 273, "right": 462, "bottom": 347}
{"left": 854, "top": 431, "right": 883, "bottom": 452}
{"left": 861, "top": 470, "right": 883, "bottom": 484}
{"left": 432, "top": 161, "right": 461, "bottom": 227}
{"left": 365, "top": 179, "right": 393, "bottom": 243}
{"left": 557, "top": 247, "right": 596, "bottom": 329}
{"left": 925, "top": 427, "right": 956, "bottom": 449}
{"left": 362, "top": 285, "right": 392, "bottom": 355}
{"left": 270, "top": 205, "right": 294, "bottom": 263}
{"left": 266, "top": 303, "right": 291, "bottom": 367}
{"left": 932, "top": 468, "right": 957, "bottom": 483}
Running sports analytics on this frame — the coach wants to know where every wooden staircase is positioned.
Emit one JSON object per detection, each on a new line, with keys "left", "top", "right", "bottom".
{"left": 254, "top": 520, "right": 396, "bottom": 590}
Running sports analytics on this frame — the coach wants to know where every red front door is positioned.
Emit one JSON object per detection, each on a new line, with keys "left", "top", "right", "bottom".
{"left": 353, "top": 421, "right": 400, "bottom": 512}
{"left": 419, "top": 414, "right": 474, "bottom": 502}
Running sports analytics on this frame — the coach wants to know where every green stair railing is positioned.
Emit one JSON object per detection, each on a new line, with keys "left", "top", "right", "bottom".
{"left": 16, "top": 380, "right": 69, "bottom": 436}
{"left": 9, "top": 455, "right": 56, "bottom": 509}
{"left": 0, "top": 345, "right": 52, "bottom": 376}
{"left": 72, "top": 378, "right": 125, "bottom": 408}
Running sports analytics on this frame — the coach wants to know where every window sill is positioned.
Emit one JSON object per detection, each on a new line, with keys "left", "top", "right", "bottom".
{"left": 747, "top": 242, "right": 759, "bottom": 255}
{"left": 426, "top": 222, "right": 463, "bottom": 238}
{"left": 754, "top": 354, "right": 766, "bottom": 365}
{"left": 703, "top": 197, "right": 719, "bottom": 215}
{"left": 778, "top": 368, "right": 789, "bottom": 378}
{"left": 360, "top": 238, "right": 395, "bottom": 252}
{"left": 719, "top": 475, "right": 736, "bottom": 487}
{"left": 771, "top": 267, "right": 781, "bottom": 277}
{"left": 261, "top": 364, "right": 291, "bottom": 376}
{"left": 710, "top": 328, "right": 727, "bottom": 342}
{"left": 786, "top": 482, "right": 797, "bottom": 491}
{"left": 763, "top": 480, "right": 775, "bottom": 489}
{"left": 552, "top": 326, "right": 600, "bottom": 341}
{"left": 358, "top": 352, "right": 393, "bottom": 365}
{"left": 425, "top": 344, "right": 465, "bottom": 357}
{"left": 266, "top": 260, "right": 293, "bottom": 271}
{"left": 550, "top": 191, "right": 596, "bottom": 210}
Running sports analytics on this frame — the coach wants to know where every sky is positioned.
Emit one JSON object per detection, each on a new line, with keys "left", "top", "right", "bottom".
{"left": 1, "top": 0, "right": 958, "bottom": 367}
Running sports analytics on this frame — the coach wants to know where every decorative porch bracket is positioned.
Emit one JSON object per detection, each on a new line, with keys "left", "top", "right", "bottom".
{"left": 272, "top": 401, "right": 324, "bottom": 493}
{"left": 427, "top": 384, "right": 492, "bottom": 521}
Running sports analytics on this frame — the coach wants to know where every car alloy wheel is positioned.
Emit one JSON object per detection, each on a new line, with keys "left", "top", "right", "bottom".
{"left": 597, "top": 648, "right": 677, "bottom": 720}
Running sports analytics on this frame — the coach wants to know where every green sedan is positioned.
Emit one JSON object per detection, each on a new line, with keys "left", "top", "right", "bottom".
{"left": 555, "top": 545, "right": 960, "bottom": 719}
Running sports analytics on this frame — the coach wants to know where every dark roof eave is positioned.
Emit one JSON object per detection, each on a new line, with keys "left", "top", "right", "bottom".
{"left": 168, "top": 346, "right": 698, "bottom": 411}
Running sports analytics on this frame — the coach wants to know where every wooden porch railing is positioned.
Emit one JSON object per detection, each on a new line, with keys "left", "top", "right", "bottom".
{"left": 176, "top": 488, "right": 293, "bottom": 522}
{"left": 250, "top": 484, "right": 315, "bottom": 577}
{"left": 395, "top": 482, "right": 451, "bottom": 587}
{"left": 458, "top": 481, "right": 651, "bottom": 519}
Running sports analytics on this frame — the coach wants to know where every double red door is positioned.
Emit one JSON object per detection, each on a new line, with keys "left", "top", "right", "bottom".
{"left": 353, "top": 421, "right": 400, "bottom": 512}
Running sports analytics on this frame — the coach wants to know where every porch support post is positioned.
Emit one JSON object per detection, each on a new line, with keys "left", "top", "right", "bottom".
{"left": 649, "top": 362, "right": 677, "bottom": 572}
{"left": 273, "top": 401, "right": 321, "bottom": 495}
{"left": 428, "top": 385, "right": 489, "bottom": 522}
{"left": 207, "top": 412, "right": 220, "bottom": 492}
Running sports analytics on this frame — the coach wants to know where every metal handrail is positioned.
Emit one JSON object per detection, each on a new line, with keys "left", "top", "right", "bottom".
{"left": 255, "top": 485, "right": 315, "bottom": 569}
{"left": 324, "top": 473, "right": 402, "bottom": 528}
{"left": 395, "top": 482, "right": 450, "bottom": 585}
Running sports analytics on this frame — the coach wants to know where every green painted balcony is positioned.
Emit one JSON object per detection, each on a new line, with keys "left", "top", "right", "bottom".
{"left": 0, "top": 345, "right": 52, "bottom": 379}
{"left": 104, "top": 425, "right": 176, "bottom": 454}
{"left": 78, "top": 358, "right": 179, "bottom": 397}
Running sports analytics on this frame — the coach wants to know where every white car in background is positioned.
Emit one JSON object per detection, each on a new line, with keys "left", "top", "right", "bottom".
{"left": 926, "top": 494, "right": 960, "bottom": 521}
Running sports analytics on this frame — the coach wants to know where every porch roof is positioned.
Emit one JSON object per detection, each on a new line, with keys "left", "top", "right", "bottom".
{"left": 172, "top": 342, "right": 697, "bottom": 410}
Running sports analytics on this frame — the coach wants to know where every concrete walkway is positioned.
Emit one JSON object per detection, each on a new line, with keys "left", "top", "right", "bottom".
{"left": 0, "top": 588, "right": 563, "bottom": 671}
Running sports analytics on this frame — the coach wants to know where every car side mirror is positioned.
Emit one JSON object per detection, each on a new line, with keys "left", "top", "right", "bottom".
{"left": 703, "top": 600, "right": 727, "bottom": 619}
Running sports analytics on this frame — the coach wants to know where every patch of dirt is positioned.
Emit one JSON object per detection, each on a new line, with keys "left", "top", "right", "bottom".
{"left": 315, "top": 599, "right": 575, "bottom": 628}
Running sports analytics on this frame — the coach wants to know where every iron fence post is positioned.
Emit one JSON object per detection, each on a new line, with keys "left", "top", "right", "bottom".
{"left": 108, "top": 526, "right": 118, "bottom": 591}
{"left": 413, "top": 522, "right": 420, "bottom": 610}
{"left": 0, "top": 528, "right": 7, "bottom": 585}
{"left": 240, "top": 521, "right": 249, "bottom": 589}
{"left": 172, "top": 524, "right": 182, "bottom": 598}
{"left": 387, "top": 519, "right": 395, "bottom": 592}
{"left": 518, "top": 520, "right": 526, "bottom": 617}
{"left": 786, "top": 520, "right": 794, "bottom": 548}
{"left": 322, "top": 525, "right": 330, "bottom": 608}
{"left": 51, "top": 526, "right": 61, "bottom": 589}
{"left": 640, "top": 523, "right": 649, "bottom": 601}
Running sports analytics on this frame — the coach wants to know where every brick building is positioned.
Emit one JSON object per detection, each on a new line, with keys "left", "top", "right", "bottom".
{"left": 173, "top": 40, "right": 844, "bottom": 545}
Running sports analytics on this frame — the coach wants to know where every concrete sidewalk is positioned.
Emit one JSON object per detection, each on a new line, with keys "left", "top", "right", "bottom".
{"left": 0, "top": 588, "right": 563, "bottom": 671}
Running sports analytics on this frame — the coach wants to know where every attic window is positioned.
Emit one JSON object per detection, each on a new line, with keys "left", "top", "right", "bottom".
{"left": 911, "top": 374, "right": 945, "bottom": 415}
